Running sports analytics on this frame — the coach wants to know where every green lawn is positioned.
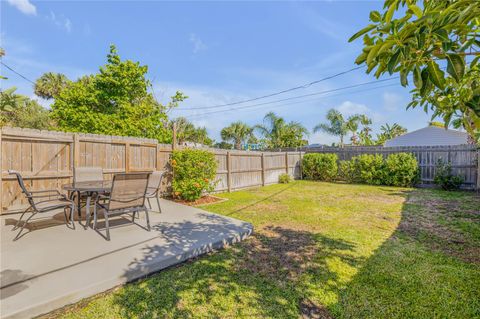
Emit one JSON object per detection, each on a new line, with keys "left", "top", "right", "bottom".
{"left": 51, "top": 181, "right": 480, "bottom": 319}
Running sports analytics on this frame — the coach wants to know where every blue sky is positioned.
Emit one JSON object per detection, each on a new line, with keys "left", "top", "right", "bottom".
{"left": 1, "top": 0, "right": 434, "bottom": 144}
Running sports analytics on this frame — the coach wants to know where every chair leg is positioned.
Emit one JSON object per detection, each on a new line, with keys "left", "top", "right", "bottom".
{"left": 156, "top": 195, "right": 161, "bottom": 214}
{"left": 93, "top": 203, "right": 98, "bottom": 230}
{"left": 144, "top": 208, "right": 151, "bottom": 231}
{"left": 131, "top": 211, "right": 136, "bottom": 223}
{"left": 70, "top": 203, "right": 76, "bottom": 229}
{"left": 14, "top": 211, "right": 36, "bottom": 241}
{"left": 13, "top": 206, "right": 32, "bottom": 231}
{"left": 147, "top": 197, "right": 152, "bottom": 210}
{"left": 104, "top": 211, "right": 110, "bottom": 241}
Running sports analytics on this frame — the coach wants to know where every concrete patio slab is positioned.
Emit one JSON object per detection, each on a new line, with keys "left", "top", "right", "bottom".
{"left": 0, "top": 199, "right": 253, "bottom": 319}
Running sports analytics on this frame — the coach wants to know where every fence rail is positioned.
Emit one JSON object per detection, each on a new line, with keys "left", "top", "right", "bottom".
{"left": 288, "top": 144, "right": 479, "bottom": 189}
{"left": 0, "top": 127, "right": 303, "bottom": 214}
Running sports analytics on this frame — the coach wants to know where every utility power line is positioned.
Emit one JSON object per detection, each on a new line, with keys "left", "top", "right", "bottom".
{"left": 184, "top": 77, "right": 399, "bottom": 119}
{"left": 0, "top": 61, "right": 36, "bottom": 85}
{"left": 181, "top": 65, "right": 365, "bottom": 110}
{"left": 186, "top": 82, "right": 399, "bottom": 121}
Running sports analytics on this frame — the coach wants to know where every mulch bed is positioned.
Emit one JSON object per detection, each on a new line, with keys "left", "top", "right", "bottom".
{"left": 171, "top": 195, "right": 227, "bottom": 207}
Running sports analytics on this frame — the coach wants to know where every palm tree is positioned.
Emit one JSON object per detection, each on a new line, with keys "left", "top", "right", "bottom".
{"left": 221, "top": 121, "right": 253, "bottom": 150}
{"left": 255, "top": 112, "right": 308, "bottom": 148}
{"left": 314, "top": 109, "right": 363, "bottom": 147}
{"left": 376, "top": 123, "right": 407, "bottom": 145}
{"left": 34, "top": 72, "right": 70, "bottom": 99}
{"left": 170, "top": 117, "right": 213, "bottom": 145}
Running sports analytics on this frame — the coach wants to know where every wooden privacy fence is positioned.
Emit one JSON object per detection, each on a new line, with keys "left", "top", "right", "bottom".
{"left": 0, "top": 127, "right": 303, "bottom": 214}
{"left": 299, "top": 145, "right": 480, "bottom": 189}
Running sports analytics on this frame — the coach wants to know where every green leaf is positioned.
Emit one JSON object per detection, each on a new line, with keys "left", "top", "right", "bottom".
{"left": 385, "top": 1, "right": 397, "bottom": 23}
{"left": 370, "top": 10, "right": 382, "bottom": 22}
{"left": 420, "top": 68, "right": 431, "bottom": 96}
{"left": 387, "top": 49, "right": 401, "bottom": 74}
{"left": 427, "top": 61, "right": 446, "bottom": 90}
{"left": 367, "top": 42, "right": 382, "bottom": 65}
{"left": 348, "top": 24, "right": 376, "bottom": 42}
{"left": 408, "top": 4, "right": 423, "bottom": 18}
{"left": 400, "top": 70, "right": 408, "bottom": 87}
{"left": 377, "top": 40, "right": 395, "bottom": 55}
{"left": 446, "top": 54, "right": 465, "bottom": 83}
{"left": 413, "top": 66, "right": 422, "bottom": 89}
{"left": 354, "top": 52, "right": 368, "bottom": 64}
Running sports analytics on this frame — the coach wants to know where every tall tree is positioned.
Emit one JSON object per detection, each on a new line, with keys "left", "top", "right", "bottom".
{"left": 349, "top": 0, "right": 480, "bottom": 139}
{"left": 50, "top": 45, "right": 186, "bottom": 143}
{"left": 34, "top": 72, "right": 71, "bottom": 100}
{"left": 220, "top": 121, "right": 253, "bottom": 150}
{"left": 1, "top": 87, "right": 52, "bottom": 129}
{"left": 376, "top": 122, "right": 407, "bottom": 145}
{"left": 170, "top": 117, "right": 213, "bottom": 146}
{"left": 255, "top": 112, "right": 308, "bottom": 149}
{"left": 313, "top": 109, "right": 364, "bottom": 147}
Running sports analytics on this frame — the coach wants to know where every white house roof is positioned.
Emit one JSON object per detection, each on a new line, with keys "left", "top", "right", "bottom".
{"left": 384, "top": 126, "right": 469, "bottom": 147}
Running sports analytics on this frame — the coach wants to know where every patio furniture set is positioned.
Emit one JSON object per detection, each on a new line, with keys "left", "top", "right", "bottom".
{"left": 8, "top": 168, "right": 165, "bottom": 241}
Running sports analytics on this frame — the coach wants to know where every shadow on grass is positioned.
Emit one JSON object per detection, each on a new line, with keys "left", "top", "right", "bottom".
{"left": 112, "top": 226, "right": 357, "bottom": 318}
{"left": 109, "top": 186, "right": 479, "bottom": 318}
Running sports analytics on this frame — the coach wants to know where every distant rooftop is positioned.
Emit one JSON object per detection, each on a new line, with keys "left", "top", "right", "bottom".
{"left": 385, "top": 126, "right": 469, "bottom": 147}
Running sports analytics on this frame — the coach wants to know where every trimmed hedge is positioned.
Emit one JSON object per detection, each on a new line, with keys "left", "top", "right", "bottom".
{"left": 171, "top": 148, "right": 217, "bottom": 201}
{"left": 384, "top": 153, "right": 419, "bottom": 187}
{"left": 302, "top": 153, "right": 338, "bottom": 181}
{"left": 304, "top": 152, "right": 419, "bottom": 187}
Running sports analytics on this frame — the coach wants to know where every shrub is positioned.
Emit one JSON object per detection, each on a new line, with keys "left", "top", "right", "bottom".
{"left": 171, "top": 149, "right": 217, "bottom": 201}
{"left": 433, "top": 159, "right": 463, "bottom": 191}
{"left": 338, "top": 160, "right": 357, "bottom": 183}
{"left": 278, "top": 173, "right": 292, "bottom": 184}
{"left": 353, "top": 154, "right": 386, "bottom": 185}
{"left": 384, "top": 153, "right": 419, "bottom": 187}
{"left": 302, "top": 153, "right": 338, "bottom": 181}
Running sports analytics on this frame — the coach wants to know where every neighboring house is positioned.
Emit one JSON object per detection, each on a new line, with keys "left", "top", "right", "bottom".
{"left": 385, "top": 126, "right": 469, "bottom": 147}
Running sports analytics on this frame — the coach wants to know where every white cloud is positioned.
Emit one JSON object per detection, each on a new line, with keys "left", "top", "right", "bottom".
{"left": 47, "top": 11, "right": 72, "bottom": 33}
{"left": 382, "top": 92, "right": 403, "bottom": 111}
{"left": 335, "top": 101, "right": 370, "bottom": 116}
{"left": 189, "top": 33, "right": 207, "bottom": 54}
{"left": 7, "top": 0, "right": 36, "bottom": 15}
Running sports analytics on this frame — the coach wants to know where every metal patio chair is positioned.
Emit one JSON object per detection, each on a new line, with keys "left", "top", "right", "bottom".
{"left": 72, "top": 166, "right": 104, "bottom": 216}
{"left": 8, "top": 170, "right": 75, "bottom": 241}
{"left": 145, "top": 171, "right": 165, "bottom": 213}
{"left": 92, "top": 173, "right": 151, "bottom": 241}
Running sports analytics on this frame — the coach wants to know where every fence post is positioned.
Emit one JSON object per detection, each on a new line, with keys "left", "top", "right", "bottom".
{"left": 285, "top": 152, "right": 289, "bottom": 175}
{"left": 0, "top": 129, "right": 2, "bottom": 215}
{"left": 299, "top": 151, "right": 303, "bottom": 180}
{"left": 261, "top": 152, "right": 265, "bottom": 186}
{"left": 73, "top": 133, "right": 80, "bottom": 169}
{"left": 227, "top": 151, "right": 232, "bottom": 192}
{"left": 477, "top": 149, "right": 480, "bottom": 191}
{"left": 125, "top": 142, "right": 131, "bottom": 173}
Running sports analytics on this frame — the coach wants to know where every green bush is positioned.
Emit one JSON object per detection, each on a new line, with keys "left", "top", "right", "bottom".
{"left": 338, "top": 160, "right": 357, "bottom": 183}
{"left": 384, "top": 153, "right": 419, "bottom": 187}
{"left": 302, "top": 153, "right": 338, "bottom": 181}
{"left": 171, "top": 149, "right": 217, "bottom": 201}
{"left": 278, "top": 173, "right": 292, "bottom": 184}
{"left": 353, "top": 154, "right": 386, "bottom": 185}
{"left": 433, "top": 159, "right": 463, "bottom": 191}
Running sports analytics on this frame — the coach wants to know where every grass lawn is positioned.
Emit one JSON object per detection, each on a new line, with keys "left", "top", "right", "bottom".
{"left": 50, "top": 181, "right": 480, "bottom": 319}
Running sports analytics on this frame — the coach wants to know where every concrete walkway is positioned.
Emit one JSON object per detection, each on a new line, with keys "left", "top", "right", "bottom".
{"left": 0, "top": 199, "right": 253, "bottom": 319}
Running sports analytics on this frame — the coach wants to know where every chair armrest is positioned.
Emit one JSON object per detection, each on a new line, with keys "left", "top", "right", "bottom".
{"left": 29, "top": 189, "right": 67, "bottom": 200}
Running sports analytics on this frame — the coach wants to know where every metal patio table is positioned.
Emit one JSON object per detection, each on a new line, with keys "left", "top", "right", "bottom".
{"left": 62, "top": 180, "right": 112, "bottom": 228}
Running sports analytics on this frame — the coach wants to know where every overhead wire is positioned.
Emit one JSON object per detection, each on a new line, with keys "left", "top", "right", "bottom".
{"left": 184, "top": 76, "right": 400, "bottom": 119}
{"left": 181, "top": 65, "right": 365, "bottom": 110}
{"left": 0, "top": 61, "right": 36, "bottom": 85}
